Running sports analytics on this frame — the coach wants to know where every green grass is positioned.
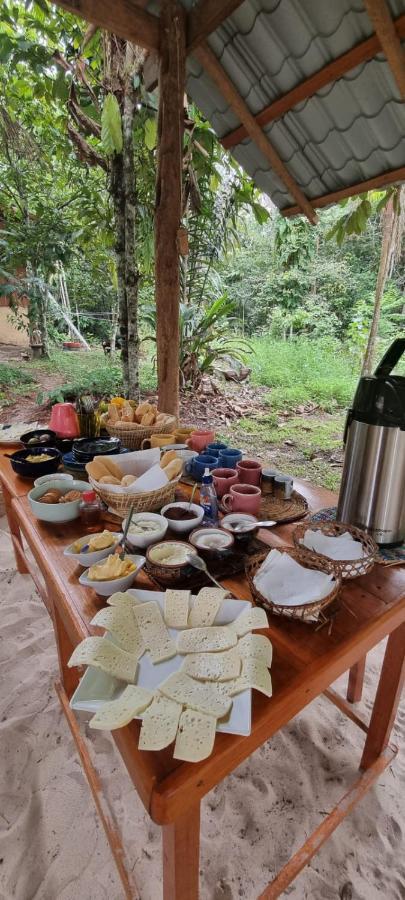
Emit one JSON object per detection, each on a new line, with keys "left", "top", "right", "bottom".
{"left": 32, "top": 347, "right": 157, "bottom": 401}
{"left": 248, "top": 337, "right": 358, "bottom": 412}
{"left": 0, "top": 362, "right": 36, "bottom": 388}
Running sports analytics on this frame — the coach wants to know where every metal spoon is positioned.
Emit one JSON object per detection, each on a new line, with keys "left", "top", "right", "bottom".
{"left": 119, "top": 503, "right": 135, "bottom": 558}
{"left": 230, "top": 519, "right": 277, "bottom": 533}
{"left": 186, "top": 553, "right": 235, "bottom": 596}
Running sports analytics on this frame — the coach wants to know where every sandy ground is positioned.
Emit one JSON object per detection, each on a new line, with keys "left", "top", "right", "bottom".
{"left": 0, "top": 516, "right": 404, "bottom": 900}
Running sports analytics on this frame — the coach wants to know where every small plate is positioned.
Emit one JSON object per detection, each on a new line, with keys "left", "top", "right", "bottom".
{"left": 70, "top": 589, "right": 252, "bottom": 736}
{"left": 64, "top": 532, "right": 123, "bottom": 567}
{"left": 78, "top": 553, "right": 145, "bottom": 595}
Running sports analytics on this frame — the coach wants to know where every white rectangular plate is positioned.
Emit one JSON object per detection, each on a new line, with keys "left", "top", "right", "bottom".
{"left": 70, "top": 588, "right": 252, "bottom": 736}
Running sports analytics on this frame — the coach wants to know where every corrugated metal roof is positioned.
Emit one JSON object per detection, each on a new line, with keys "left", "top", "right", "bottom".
{"left": 182, "top": 0, "right": 405, "bottom": 212}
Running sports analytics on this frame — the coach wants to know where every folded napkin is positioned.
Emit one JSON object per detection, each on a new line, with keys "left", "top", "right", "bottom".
{"left": 253, "top": 549, "right": 335, "bottom": 607}
{"left": 300, "top": 529, "right": 364, "bottom": 561}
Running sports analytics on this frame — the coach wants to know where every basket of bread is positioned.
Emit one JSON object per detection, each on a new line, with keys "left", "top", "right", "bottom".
{"left": 104, "top": 398, "right": 177, "bottom": 450}
{"left": 85, "top": 449, "right": 183, "bottom": 516}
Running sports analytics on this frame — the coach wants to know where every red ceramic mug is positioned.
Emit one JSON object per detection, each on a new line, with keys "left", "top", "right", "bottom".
{"left": 236, "top": 459, "right": 262, "bottom": 486}
{"left": 212, "top": 467, "right": 239, "bottom": 499}
{"left": 222, "top": 484, "right": 262, "bottom": 516}
{"left": 186, "top": 429, "right": 215, "bottom": 452}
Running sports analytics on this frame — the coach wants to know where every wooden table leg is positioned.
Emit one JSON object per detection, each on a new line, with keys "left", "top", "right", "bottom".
{"left": 360, "top": 622, "right": 405, "bottom": 770}
{"left": 347, "top": 656, "right": 366, "bottom": 703}
{"left": 52, "top": 602, "right": 80, "bottom": 698}
{"left": 162, "top": 805, "right": 200, "bottom": 900}
{"left": 2, "top": 482, "right": 29, "bottom": 574}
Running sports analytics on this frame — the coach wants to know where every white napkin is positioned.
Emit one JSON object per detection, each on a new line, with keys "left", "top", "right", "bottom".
{"left": 91, "top": 448, "right": 166, "bottom": 494}
{"left": 254, "top": 548, "right": 335, "bottom": 607}
{"left": 300, "top": 529, "right": 364, "bottom": 561}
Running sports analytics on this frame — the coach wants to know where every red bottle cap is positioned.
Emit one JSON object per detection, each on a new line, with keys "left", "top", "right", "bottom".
{"left": 82, "top": 490, "right": 97, "bottom": 502}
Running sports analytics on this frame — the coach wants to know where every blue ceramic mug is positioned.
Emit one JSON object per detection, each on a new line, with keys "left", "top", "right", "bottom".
{"left": 218, "top": 448, "right": 243, "bottom": 469}
{"left": 185, "top": 453, "right": 218, "bottom": 481}
{"left": 206, "top": 441, "right": 228, "bottom": 455}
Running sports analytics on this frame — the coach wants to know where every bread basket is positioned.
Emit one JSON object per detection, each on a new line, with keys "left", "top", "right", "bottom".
{"left": 89, "top": 475, "right": 180, "bottom": 517}
{"left": 106, "top": 414, "right": 177, "bottom": 450}
{"left": 245, "top": 547, "right": 342, "bottom": 621}
{"left": 292, "top": 521, "right": 377, "bottom": 579}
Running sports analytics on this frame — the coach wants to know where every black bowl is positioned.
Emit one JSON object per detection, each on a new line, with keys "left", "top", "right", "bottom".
{"left": 20, "top": 428, "right": 58, "bottom": 448}
{"left": 72, "top": 436, "right": 121, "bottom": 462}
{"left": 8, "top": 447, "right": 62, "bottom": 479}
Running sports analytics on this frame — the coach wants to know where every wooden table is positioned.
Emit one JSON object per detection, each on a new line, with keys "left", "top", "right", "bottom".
{"left": 1, "top": 455, "right": 404, "bottom": 899}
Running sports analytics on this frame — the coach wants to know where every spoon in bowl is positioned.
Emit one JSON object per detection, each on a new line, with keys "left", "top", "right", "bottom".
{"left": 186, "top": 553, "right": 236, "bottom": 597}
{"left": 230, "top": 519, "right": 276, "bottom": 533}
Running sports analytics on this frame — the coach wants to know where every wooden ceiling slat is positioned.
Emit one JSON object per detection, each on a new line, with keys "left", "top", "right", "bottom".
{"left": 364, "top": 0, "right": 405, "bottom": 100}
{"left": 222, "top": 13, "right": 405, "bottom": 149}
{"left": 51, "top": 0, "right": 160, "bottom": 51}
{"left": 194, "top": 42, "right": 318, "bottom": 224}
{"left": 281, "top": 166, "right": 405, "bottom": 218}
{"left": 187, "top": 0, "right": 246, "bottom": 53}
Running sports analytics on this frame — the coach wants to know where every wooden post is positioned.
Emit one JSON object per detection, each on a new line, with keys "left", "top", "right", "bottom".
{"left": 155, "top": 0, "right": 186, "bottom": 418}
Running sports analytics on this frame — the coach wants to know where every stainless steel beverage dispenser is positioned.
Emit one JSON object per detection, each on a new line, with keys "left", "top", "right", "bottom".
{"left": 337, "top": 338, "right": 405, "bottom": 546}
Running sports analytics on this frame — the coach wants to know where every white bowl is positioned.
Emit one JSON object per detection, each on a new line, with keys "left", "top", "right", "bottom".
{"left": 79, "top": 553, "right": 145, "bottom": 596}
{"left": 220, "top": 513, "right": 258, "bottom": 534}
{"left": 28, "top": 479, "right": 88, "bottom": 523}
{"left": 34, "top": 472, "right": 74, "bottom": 488}
{"left": 123, "top": 512, "right": 168, "bottom": 549}
{"left": 64, "top": 532, "right": 123, "bottom": 567}
{"left": 161, "top": 501, "right": 204, "bottom": 534}
{"left": 189, "top": 527, "right": 234, "bottom": 552}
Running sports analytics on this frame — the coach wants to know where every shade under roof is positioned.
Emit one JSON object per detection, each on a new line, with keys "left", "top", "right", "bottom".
{"left": 183, "top": 0, "right": 405, "bottom": 216}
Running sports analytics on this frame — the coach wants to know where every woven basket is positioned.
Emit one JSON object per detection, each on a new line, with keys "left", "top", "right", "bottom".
{"left": 245, "top": 547, "right": 342, "bottom": 621}
{"left": 89, "top": 475, "right": 179, "bottom": 517}
{"left": 106, "top": 415, "right": 177, "bottom": 450}
{"left": 292, "top": 521, "right": 377, "bottom": 579}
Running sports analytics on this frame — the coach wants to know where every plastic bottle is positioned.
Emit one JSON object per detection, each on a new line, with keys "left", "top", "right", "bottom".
{"left": 200, "top": 468, "right": 218, "bottom": 525}
{"left": 79, "top": 490, "right": 102, "bottom": 526}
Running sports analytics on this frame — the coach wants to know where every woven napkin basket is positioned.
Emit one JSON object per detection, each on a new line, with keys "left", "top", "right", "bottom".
{"left": 292, "top": 521, "right": 377, "bottom": 579}
{"left": 245, "top": 547, "right": 342, "bottom": 621}
{"left": 106, "top": 414, "right": 177, "bottom": 450}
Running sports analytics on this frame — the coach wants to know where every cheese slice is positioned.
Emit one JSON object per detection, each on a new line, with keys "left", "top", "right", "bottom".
{"left": 133, "top": 601, "right": 176, "bottom": 663}
{"left": 182, "top": 651, "right": 240, "bottom": 682}
{"left": 236, "top": 633, "right": 273, "bottom": 667}
{"left": 226, "top": 657, "right": 273, "bottom": 698}
{"left": 164, "top": 589, "right": 190, "bottom": 628}
{"left": 107, "top": 591, "right": 140, "bottom": 607}
{"left": 173, "top": 709, "right": 217, "bottom": 762}
{"left": 68, "top": 636, "right": 137, "bottom": 683}
{"left": 228, "top": 606, "right": 268, "bottom": 637}
{"left": 177, "top": 626, "right": 237, "bottom": 654}
{"left": 138, "top": 694, "right": 182, "bottom": 750}
{"left": 89, "top": 685, "right": 154, "bottom": 730}
{"left": 188, "top": 587, "right": 229, "bottom": 628}
{"left": 91, "top": 606, "right": 145, "bottom": 657}
{"left": 159, "top": 672, "right": 232, "bottom": 717}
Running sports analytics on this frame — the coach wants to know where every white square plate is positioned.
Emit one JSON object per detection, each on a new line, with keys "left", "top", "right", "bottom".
{"left": 70, "top": 588, "right": 252, "bottom": 736}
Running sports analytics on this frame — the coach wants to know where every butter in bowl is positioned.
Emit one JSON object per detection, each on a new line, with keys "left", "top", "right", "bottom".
{"left": 64, "top": 530, "right": 122, "bottom": 567}
{"left": 79, "top": 552, "right": 145, "bottom": 595}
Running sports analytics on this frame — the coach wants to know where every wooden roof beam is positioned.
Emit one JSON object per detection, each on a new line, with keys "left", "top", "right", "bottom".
{"left": 51, "top": 0, "right": 160, "bottom": 51}
{"left": 363, "top": 0, "right": 405, "bottom": 99}
{"left": 187, "top": 1, "right": 246, "bottom": 54}
{"left": 222, "top": 13, "right": 405, "bottom": 149}
{"left": 194, "top": 42, "right": 317, "bottom": 224}
{"left": 281, "top": 165, "right": 405, "bottom": 218}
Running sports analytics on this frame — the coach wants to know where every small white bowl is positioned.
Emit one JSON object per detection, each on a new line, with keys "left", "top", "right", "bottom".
{"left": 189, "top": 527, "right": 234, "bottom": 553}
{"left": 220, "top": 513, "right": 258, "bottom": 535}
{"left": 123, "top": 512, "right": 168, "bottom": 549}
{"left": 79, "top": 553, "right": 145, "bottom": 596}
{"left": 34, "top": 472, "right": 74, "bottom": 488}
{"left": 64, "top": 532, "right": 123, "bottom": 567}
{"left": 161, "top": 501, "right": 204, "bottom": 534}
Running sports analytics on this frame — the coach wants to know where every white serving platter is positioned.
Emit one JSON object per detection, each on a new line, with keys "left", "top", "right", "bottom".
{"left": 70, "top": 588, "right": 252, "bottom": 736}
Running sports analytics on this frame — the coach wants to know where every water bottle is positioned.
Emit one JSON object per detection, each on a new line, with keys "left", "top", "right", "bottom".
{"left": 200, "top": 468, "right": 218, "bottom": 525}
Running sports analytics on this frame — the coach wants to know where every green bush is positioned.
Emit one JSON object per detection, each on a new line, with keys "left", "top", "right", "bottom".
{"left": 0, "top": 363, "right": 35, "bottom": 388}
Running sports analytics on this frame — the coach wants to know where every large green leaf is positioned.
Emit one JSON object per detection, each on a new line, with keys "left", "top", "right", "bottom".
{"left": 101, "top": 93, "right": 122, "bottom": 155}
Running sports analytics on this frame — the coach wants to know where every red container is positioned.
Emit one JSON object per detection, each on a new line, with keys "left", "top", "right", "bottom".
{"left": 49, "top": 402, "right": 80, "bottom": 438}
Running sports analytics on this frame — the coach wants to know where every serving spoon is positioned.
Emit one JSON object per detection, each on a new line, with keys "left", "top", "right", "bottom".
{"left": 228, "top": 519, "right": 276, "bottom": 533}
{"left": 186, "top": 553, "right": 236, "bottom": 597}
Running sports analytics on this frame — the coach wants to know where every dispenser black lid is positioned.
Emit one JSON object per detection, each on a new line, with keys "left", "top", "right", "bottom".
{"left": 351, "top": 338, "right": 405, "bottom": 429}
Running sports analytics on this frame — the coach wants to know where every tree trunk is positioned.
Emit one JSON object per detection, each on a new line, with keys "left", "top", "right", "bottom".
{"left": 110, "top": 151, "right": 129, "bottom": 394}
{"left": 37, "top": 284, "right": 49, "bottom": 357}
{"left": 154, "top": 0, "right": 186, "bottom": 416}
{"left": 362, "top": 197, "right": 397, "bottom": 375}
{"left": 122, "top": 43, "right": 140, "bottom": 398}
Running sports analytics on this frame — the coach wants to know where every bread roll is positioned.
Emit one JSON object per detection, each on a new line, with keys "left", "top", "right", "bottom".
{"left": 121, "top": 474, "right": 137, "bottom": 486}
{"left": 86, "top": 459, "right": 110, "bottom": 481}
{"left": 107, "top": 403, "right": 119, "bottom": 423}
{"left": 95, "top": 456, "right": 123, "bottom": 480}
{"left": 141, "top": 411, "right": 155, "bottom": 426}
{"left": 99, "top": 475, "right": 121, "bottom": 485}
{"left": 160, "top": 450, "right": 177, "bottom": 468}
{"left": 136, "top": 401, "right": 152, "bottom": 417}
{"left": 164, "top": 458, "right": 183, "bottom": 481}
